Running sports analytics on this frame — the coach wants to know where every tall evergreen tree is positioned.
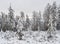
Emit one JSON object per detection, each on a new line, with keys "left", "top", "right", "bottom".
{"left": 51, "top": 2, "right": 57, "bottom": 31}
{"left": 43, "top": 3, "right": 51, "bottom": 30}
{"left": 47, "top": 2, "right": 57, "bottom": 38}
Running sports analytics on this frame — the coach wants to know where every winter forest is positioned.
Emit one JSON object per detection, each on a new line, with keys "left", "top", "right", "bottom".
{"left": 0, "top": 1, "right": 60, "bottom": 44}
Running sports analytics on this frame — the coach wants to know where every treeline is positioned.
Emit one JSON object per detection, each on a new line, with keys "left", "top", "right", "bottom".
{"left": 0, "top": 1, "right": 60, "bottom": 32}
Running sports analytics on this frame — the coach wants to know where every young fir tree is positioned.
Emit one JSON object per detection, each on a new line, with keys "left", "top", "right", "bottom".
{"left": 8, "top": 4, "right": 14, "bottom": 31}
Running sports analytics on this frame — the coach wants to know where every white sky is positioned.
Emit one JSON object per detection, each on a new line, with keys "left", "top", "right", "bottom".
{"left": 0, "top": 0, "right": 60, "bottom": 17}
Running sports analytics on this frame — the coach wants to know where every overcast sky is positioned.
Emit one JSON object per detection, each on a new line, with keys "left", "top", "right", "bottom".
{"left": 0, "top": 0, "right": 60, "bottom": 17}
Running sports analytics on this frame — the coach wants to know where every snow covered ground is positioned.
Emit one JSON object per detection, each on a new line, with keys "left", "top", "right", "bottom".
{"left": 0, "top": 30, "right": 60, "bottom": 44}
